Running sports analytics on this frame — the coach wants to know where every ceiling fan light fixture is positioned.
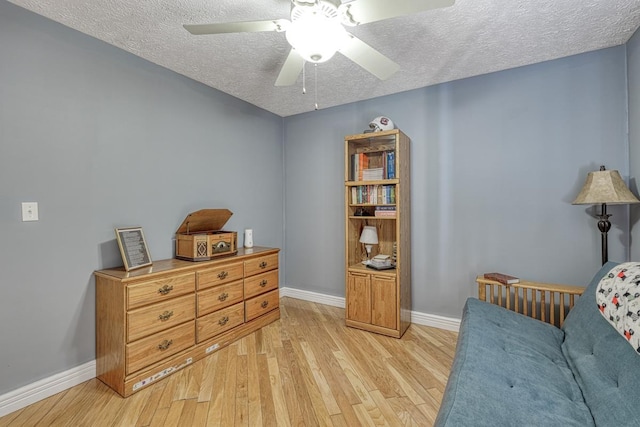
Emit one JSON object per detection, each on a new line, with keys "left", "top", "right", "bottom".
{"left": 285, "top": 6, "right": 347, "bottom": 63}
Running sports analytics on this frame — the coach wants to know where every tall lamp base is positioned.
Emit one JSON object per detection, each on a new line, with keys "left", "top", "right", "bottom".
{"left": 597, "top": 202, "right": 611, "bottom": 266}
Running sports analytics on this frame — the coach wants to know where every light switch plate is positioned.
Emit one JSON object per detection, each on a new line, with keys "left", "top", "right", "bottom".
{"left": 22, "top": 202, "right": 38, "bottom": 221}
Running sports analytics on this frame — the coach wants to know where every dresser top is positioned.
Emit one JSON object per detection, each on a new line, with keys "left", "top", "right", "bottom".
{"left": 95, "top": 246, "right": 279, "bottom": 281}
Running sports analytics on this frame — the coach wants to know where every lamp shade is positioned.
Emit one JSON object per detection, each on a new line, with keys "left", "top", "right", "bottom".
{"left": 359, "top": 226, "right": 378, "bottom": 245}
{"left": 285, "top": 9, "right": 347, "bottom": 63}
{"left": 572, "top": 168, "right": 640, "bottom": 205}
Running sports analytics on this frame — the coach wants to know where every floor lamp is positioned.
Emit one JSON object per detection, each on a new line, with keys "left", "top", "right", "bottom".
{"left": 572, "top": 166, "right": 640, "bottom": 265}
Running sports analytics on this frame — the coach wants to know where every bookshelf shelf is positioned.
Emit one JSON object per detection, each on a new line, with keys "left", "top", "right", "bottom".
{"left": 344, "top": 129, "right": 411, "bottom": 338}
{"left": 346, "top": 179, "right": 400, "bottom": 186}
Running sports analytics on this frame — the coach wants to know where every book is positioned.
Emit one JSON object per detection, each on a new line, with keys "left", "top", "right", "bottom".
{"left": 386, "top": 151, "right": 395, "bottom": 179}
{"left": 483, "top": 272, "right": 520, "bottom": 285}
{"left": 363, "top": 168, "right": 383, "bottom": 181}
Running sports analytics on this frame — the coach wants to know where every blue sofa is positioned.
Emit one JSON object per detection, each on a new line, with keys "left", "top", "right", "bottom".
{"left": 435, "top": 262, "right": 640, "bottom": 426}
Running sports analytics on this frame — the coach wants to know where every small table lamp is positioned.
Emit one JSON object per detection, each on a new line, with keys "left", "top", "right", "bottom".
{"left": 359, "top": 225, "right": 378, "bottom": 264}
{"left": 572, "top": 165, "right": 640, "bottom": 265}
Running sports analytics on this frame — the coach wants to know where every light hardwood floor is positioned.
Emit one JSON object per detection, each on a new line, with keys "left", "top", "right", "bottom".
{"left": 0, "top": 297, "right": 458, "bottom": 427}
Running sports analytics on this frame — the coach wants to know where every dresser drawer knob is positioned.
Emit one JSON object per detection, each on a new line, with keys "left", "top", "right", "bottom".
{"left": 259, "top": 280, "right": 268, "bottom": 287}
{"left": 217, "top": 271, "right": 228, "bottom": 280}
{"left": 158, "top": 311, "right": 174, "bottom": 321}
{"left": 261, "top": 300, "right": 269, "bottom": 309}
{"left": 259, "top": 261, "right": 268, "bottom": 269}
{"left": 219, "top": 316, "right": 229, "bottom": 326}
{"left": 158, "top": 285, "right": 174, "bottom": 295}
{"left": 218, "top": 292, "right": 229, "bottom": 301}
{"left": 158, "top": 339, "right": 173, "bottom": 351}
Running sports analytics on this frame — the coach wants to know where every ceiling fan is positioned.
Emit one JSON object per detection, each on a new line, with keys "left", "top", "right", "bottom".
{"left": 184, "top": 0, "right": 454, "bottom": 86}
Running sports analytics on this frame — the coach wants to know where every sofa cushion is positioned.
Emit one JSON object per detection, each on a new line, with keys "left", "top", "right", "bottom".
{"left": 435, "top": 298, "right": 594, "bottom": 427}
{"left": 562, "top": 262, "right": 640, "bottom": 427}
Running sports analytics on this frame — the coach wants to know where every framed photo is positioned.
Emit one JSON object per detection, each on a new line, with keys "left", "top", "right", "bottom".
{"left": 115, "top": 227, "right": 152, "bottom": 271}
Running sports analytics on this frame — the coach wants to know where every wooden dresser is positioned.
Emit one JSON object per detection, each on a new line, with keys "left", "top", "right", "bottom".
{"left": 95, "top": 246, "right": 279, "bottom": 397}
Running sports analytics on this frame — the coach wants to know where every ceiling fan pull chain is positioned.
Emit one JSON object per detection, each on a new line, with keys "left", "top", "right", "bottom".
{"left": 314, "top": 63, "right": 319, "bottom": 110}
{"left": 302, "top": 61, "right": 306, "bottom": 95}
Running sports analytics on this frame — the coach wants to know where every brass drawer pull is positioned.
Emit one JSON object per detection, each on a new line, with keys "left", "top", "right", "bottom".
{"left": 259, "top": 261, "right": 268, "bottom": 269}
{"left": 158, "top": 310, "right": 173, "bottom": 321}
{"left": 158, "top": 339, "right": 173, "bottom": 351}
{"left": 218, "top": 316, "right": 229, "bottom": 326}
{"left": 259, "top": 280, "right": 268, "bottom": 287}
{"left": 158, "top": 284, "right": 174, "bottom": 295}
{"left": 217, "top": 271, "right": 228, "bottom": 280}
{"left": 261, "top": 300, "right": 269, "bottom": 309}
{"left": 218, "top": 292, "right": 229, "bottom": 301}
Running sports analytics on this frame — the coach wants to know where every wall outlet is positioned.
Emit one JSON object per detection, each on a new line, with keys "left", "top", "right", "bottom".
{"left": 21, "top": 202, "right": 38, "bottom": 221}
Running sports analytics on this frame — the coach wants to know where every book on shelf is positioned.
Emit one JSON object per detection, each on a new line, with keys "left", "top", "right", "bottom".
{"left": 374, "top": 206, "right": 396, "bottom": 217}
{"left": 363, "top": 168, "right": 383, "bottom": 181}
{"left": 483, "top": 272, "right": 520, "bottom": 285}
{"left": 386, "top": 151, "right": 395, "bottom": 179}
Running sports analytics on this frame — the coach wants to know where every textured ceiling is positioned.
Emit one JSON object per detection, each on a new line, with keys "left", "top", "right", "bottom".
{"left": 9, "top": 0, "right": 640, "bottom": 117}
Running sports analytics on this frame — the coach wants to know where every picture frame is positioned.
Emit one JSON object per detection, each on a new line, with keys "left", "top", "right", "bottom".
{"left": 115, "top": 227, "right": 152, "bottom": 271}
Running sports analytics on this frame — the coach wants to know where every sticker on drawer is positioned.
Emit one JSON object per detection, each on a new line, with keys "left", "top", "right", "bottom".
{"left": 132, "top": 357, "right": 193, "bottom": 391}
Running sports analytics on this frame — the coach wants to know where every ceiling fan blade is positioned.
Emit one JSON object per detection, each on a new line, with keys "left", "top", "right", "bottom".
{"left": 339, "top": 0, "right": 454, "bottom": 25}
{"left": 275, "top": 49, "right": 305, "bottom": 86}
{"left": 339, "top": 34, "right": 399, "bottom": 81}
{"left": 184, "top": 19, "right": 289, "bottom": 35}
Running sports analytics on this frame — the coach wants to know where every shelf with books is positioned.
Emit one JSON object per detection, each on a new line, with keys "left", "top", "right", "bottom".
{"left": 349, "top": 184, "right": 396, "bottom": 205}
{"left": 348, "top": 145, "right": 397, "bottom": 182}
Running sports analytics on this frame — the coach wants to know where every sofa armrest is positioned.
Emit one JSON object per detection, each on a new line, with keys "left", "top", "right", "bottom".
{"left": 476, "top": 276, "right": 586, "bottom": 327}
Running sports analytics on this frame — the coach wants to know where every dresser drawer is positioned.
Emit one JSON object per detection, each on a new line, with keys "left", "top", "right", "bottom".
{"left": 245, "top": 289, "right": 279, "bottom": 322}
{"left": 197, "top": 280, "right": 244, "bottom": 317}
{"left": 244, "top": 270, "right": 278, "bottom": 299}
{"left": 126, "top": 321, "right": 195, "bottom": 375}
{"left": 127, "top": 273, "right": 195, "bottom": 310}
{"left": 197, "top": 302, "right": 245, "bottom": 342}
{"left": 127, "top": 294, "right": 195, "bottom": 342}
{"left": 197, "top": 262, "right": 244, "bottom": 290}
{"left": 244, "top": 254, "right": 278, "bottom": 277}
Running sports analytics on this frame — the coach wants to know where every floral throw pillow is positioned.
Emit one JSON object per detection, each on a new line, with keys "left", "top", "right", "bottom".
{"left": 596, "top": 262, "right": 640, "bottom": 355}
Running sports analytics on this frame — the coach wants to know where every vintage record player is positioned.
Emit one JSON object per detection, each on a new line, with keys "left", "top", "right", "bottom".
{"left": 175, "top": 209, "right": 238, "bottom": 261}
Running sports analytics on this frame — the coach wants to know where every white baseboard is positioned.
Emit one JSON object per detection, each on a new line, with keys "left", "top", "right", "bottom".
{"left": 280, "top": 286, "right": 461, "bottom": 332}
{"left": 280, "top": 286, "right": 345, "bottom": 308}
{"left": 1, "top": 289, "right": 460, "bottom": 417}
{"left": 0, "top": 360, "right": 96, "bottom": 417}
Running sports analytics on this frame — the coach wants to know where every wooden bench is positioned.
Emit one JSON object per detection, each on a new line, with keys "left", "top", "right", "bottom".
{"left": 476, "top": 276, "right": 586, "bottom": 327}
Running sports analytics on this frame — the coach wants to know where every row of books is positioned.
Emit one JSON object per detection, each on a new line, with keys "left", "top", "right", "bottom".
{"left": 350, "top": 151, "right": 395, "bottom": 181}
{"left": 351, "top": 185, "right": 396, "bottom": 205}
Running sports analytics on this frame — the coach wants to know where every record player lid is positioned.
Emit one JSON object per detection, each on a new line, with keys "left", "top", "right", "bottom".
{"left": 176, "top": 209, "right": 233, "bottom": 234}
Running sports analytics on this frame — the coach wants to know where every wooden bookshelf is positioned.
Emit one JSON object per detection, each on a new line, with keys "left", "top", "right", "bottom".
{"left": 344, "top": 129, "right": 411, "bottom": 338}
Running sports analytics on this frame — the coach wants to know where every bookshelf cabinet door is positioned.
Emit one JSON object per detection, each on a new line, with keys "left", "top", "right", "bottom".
{"left": 347, "top": 272, "right": 371, "bottom": 323}
{"left": 371, "top": 275, "right": 397, "bottom": 329}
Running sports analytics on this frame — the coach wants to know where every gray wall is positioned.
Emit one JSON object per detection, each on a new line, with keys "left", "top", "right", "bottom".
{"left": 629, "top": 29, "right": 640, "bottom": 258}
{"left": 284, "top": 46, "right": 631, "bottom": 319}
{"left": 0, "top": 2, "right": 284, "bottom": 394}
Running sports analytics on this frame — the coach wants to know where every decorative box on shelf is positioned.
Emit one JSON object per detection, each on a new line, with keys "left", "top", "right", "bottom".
{"left": 175, "top": 209, "right": 237, "bottom": 261}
